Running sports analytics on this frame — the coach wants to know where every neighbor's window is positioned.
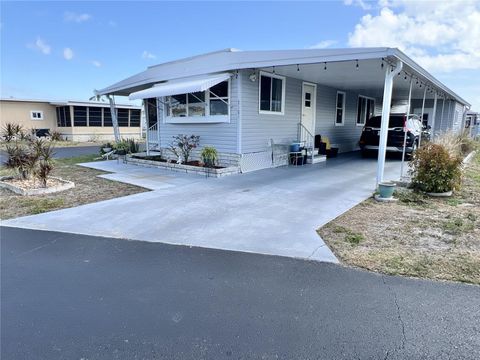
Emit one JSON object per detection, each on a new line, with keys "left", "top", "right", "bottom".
{"left": 165, "top": 81, "right": 229, "bottom": 119}
{"left": 88, "top": 107, "right": 102, "bottom": 127}
{"left": 356, "top": 96, "right": 375, "bottom": 126}
{"left": 117, "top": 108, "right": 129, "bottom": 127}
{"left": 56, "top": 107, "right": 71, "bottom": 127}
{"left": 103, "top": 108, "right": 112, "bottom": 126}
{"left": 335, "top": 91, "right": 346, "bottom": 126}
{"left": 73, "top": 106, "right": 87, "bottom": 127}
{"left": 259, "top": 72, "right": 285, "bottom": 114}
{"left": 129, "top": 109, "right": 141, "bottom": 127}
{"left": 31, "top": 111, "right": 44, "bottom": 120}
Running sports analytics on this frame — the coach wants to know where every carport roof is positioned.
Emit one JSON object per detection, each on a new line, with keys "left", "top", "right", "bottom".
{"left": 96, "top": 47, "right": 470, "bottom": 106}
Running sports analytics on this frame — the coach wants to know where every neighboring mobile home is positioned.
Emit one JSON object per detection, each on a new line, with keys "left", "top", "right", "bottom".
{"left": 0, "top": 98, "right": 143, "bottom": 141}
{"left": 96, "top": 48, "right": 470, "bottom": 173}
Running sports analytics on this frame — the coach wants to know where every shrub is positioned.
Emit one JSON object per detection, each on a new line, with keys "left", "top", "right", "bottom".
{"left": 433, "top": 130, "right": 479, "bottom": 158}
{"left": 169, "top": 134, "right": 200, "bottom": 163}
{"left": 4, "top": 143, "right": 36, "bottom": 179}
{"left": 113, "top": 138, "right": 139, "bottom": 155}
{"left": 200, "top": 146, "right": 218, "bottom": 168}
{"left": 48, "top": 130, "right": 63, "bottom": 141}
{"left": 2, "top": 123, "right": 24, "bottom": 142}
{"left": 4, "top": 138, "right": 55, "bottom": 185}
{"left": 410, "top": 143, "right": 462, "bottom": 193}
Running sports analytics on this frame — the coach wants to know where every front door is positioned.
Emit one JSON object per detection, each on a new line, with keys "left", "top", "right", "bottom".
{"left": 301, "top": 83, "right": 316, "bottom": 141}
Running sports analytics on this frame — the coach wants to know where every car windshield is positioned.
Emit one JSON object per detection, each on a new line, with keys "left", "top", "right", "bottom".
{"left": 366, "top": 116, "right": 405, "bottom": 128}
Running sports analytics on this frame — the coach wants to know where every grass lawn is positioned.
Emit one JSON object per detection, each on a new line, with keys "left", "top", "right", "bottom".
{"left": 0, "top": 140, "right": 103, "bottom": 150}
{"left": 0, "top": 154, "right": 148, "bottom": 219}
{"left": 318, "top": 151, "right": 480, "bottom": 285}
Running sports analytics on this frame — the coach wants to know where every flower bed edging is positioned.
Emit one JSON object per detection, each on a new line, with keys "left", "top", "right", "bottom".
{"left": 0, "top": 176, "right": 75, "bottom": 196}
{"left": 126, "top": 156, "right": 240, "bottom": 177}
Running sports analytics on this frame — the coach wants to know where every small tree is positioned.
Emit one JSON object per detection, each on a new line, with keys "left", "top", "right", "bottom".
{"left": 33, "top": 140, "right": 55, "bottom": 187}
{"left": 169, "top": 134, "right": 200, "bottom": 163}
{"left": 4, "top": 143, "right": 35, "bottom": 179}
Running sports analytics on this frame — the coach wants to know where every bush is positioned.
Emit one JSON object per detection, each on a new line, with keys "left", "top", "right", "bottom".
{"left": 2, "top": 123, "right": 24, "bottom": 142}
{"left": 48, "top": 130, "right": 63, "bottom": 141}
{"left": 410, "top": 143, "right": 462, "bottom": 193}
{"left": 169, "top": 134, "right": 200, "bottom": 163}
{"left": 433, "top": 130, "right": 479, "bottom": 157}
{"left": 113, "top": 138, "right": 139, "bottom": 155}
{"left": 200, "top": 146, "right": 218, "bottom": 168}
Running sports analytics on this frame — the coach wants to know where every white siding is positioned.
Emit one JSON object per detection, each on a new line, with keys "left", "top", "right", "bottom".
{"left": 157, "top": 75, "right": 240, "bottom": 153}
{"left": 239, "top": 70, "right": 382, "bottom": 154}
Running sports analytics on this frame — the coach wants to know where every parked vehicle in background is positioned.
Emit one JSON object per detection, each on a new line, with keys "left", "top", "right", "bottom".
{"left": 359, "top": 114, "right": 424, "bottom": 157}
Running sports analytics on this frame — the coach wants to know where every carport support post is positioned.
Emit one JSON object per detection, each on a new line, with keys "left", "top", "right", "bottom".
{"left": 400, "top": 78, "right": 413, "bottom": 179}
{"left": 431, "top": 93, "right": 438, "bottom": 140}
{"left": 440, "top": 96, "right": 446, "bottom": 133}
{"left": 108, "top": 95, "right": 121, "bottom": 143}
{"left": 376, "top": 61, "right": 403, "bottom": 186}
{"left": 418, "top": 86, "right": 427, "bottom": 148}
{"left": 144, "top": 100, "right": 150, "bottom": 156}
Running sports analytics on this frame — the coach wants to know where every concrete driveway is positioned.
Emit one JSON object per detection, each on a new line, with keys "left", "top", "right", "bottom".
{"left": 3, "top": 152, "right": 402, "bottom": 262}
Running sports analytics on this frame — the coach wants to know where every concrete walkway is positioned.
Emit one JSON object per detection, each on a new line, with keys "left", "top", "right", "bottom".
{"left": 3, "top": 152, "right": 402, "bottom": 262}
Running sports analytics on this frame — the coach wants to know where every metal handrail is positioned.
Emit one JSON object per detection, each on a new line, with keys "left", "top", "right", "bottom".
{"left": 297, "top": 123, "right": 314, "bottom": 163}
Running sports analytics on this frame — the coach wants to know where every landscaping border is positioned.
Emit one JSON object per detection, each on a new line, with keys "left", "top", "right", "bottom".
{"left": 0, "top": 176, "right": 75, "bottom": 195}
{"left": 126, "top": 156, "right": 240, "bottom": 177}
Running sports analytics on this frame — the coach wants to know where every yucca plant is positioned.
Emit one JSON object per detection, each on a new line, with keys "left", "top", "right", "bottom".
{"left": 2, "top": 123, "right": 24, "bottom": 142}
{"left": 200, "top": 146, "right": 218, "bottom": 168}
{"left": 4, "top": 143, "right": 36, "bottom": 179}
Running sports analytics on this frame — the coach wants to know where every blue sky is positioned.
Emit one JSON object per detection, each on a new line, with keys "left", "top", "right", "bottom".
{"left": 1, "top": 1, "right": 479, "bottom": 110}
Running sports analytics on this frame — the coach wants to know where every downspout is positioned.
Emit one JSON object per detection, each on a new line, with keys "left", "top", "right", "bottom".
{"left": 418, "top": 86, "right": 427, "bottom": 148}
{"left": 107, "top": 95, "right": 121, "bottom": 143}
{"left": 376, "top": 61, "right": 403, "bottom": 186}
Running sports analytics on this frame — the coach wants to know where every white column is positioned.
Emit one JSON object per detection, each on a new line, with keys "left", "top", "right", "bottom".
{"left": 376, "top": 61, "right": 403, "bottom": 185}
{"left": 440, "top": 96, "right": 446, "bottom": 132}
{"left": 108, "top": 95, "right": 121, "bottom": 143}
{"left": 431, "top": 93, "right": 438, "bottom": 140}
{"left": 418, "top": 86, "right": 427, "bottom": 148}
{"left": 400, "top": 78, "right": 413, "bottom": 178}
{"left": 144, "top": 100, "right": 150, "bottom": 156}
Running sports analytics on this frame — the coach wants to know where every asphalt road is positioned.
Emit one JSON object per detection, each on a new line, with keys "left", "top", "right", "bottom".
{"left": 0, "top": 144, "right": 100, "bottom": 163}
{"left": 1, "top": 226, "right": 479, "bottom": 359}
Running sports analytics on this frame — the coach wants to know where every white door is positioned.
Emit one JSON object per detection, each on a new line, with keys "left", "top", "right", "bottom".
{"left": 301, "top": 83, "right": 316, "bottom": 141}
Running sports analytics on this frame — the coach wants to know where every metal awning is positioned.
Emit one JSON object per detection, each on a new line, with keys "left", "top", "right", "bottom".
{"left": 128, "top": 73, "right": 232, "bottom": 100}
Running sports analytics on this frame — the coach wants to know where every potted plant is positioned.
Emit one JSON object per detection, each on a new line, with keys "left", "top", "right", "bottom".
{"left": 377, "top": 181, "right": 396, "bottom": 199}
{"left": 201, "top": 146, "right": 218, "bottom": 168}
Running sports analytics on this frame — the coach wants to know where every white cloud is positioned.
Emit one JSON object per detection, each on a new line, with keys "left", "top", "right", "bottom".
{"left": 347, "top": 1, "right": 480, "bottom": 73}
{"left": 27, "top": 37, "right": 51, "bottom": 55}
{"left": 344, "top": 0, "right": 373, "bottom": 10}
{"left": 308, "top": 40, "right": 338, "bottom": 49}
{"left": 141, "top": 50, "right": 156, "bottom": 60}
{"left": 91, "top": 60, "right": 102, "bottom": 67}
{"left": 63, "top": 47, "right": 74, "bottom": 60}
{"left": 64, "top": 11, "right": 92, "bottom": 23}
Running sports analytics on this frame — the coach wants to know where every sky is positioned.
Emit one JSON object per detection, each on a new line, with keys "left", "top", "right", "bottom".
{"left": 1, "top": 0, "right": 479, "bottom": 110}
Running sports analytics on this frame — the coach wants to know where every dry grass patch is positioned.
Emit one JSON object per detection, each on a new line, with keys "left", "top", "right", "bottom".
{"left": 318, "top": 152, "right": 480, "bottom": 285}
{"left": 0, "top": 154, "right": 147, "bottom": 219}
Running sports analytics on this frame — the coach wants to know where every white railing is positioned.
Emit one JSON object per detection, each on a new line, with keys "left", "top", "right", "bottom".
{"left": 147, "top": 123, "right": 158, "bottom": 144}
{"left": 297, "top": 123, "right": 314, "bottom": 164}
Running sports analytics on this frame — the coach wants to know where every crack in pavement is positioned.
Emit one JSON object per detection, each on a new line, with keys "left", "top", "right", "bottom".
{"left": 382, "top": 275, "right": 407, "bottom": 358}
{"left": 15, "top": 238, "right": 58, "bottom": 257}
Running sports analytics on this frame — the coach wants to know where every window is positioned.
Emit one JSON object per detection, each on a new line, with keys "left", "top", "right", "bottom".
{"left": 165, "top": 80, "right": 229, "bottom": 122}
{"left": 259, "top": 72, "right": 285, "bottom": 114}
{"left": 73, "top": 106, "right": 87, "bottom": 127}
{"left": 130, "top": 109, "right": 141, "bottom": 127}
{"left": 335, "top": 91, "right": 346, "bottom": 126}
{"left": 103, "top": 108, "right": 112, "bottom": 126}
{"left": 356, "top": 96, "right": 375, "bottom": 126}
{"left": 55, "top": 107, "right": 71, "bottom": 127}
{"left": 117, "top": 108, "right": 129, "bottom": 127}
{"left": 88, "top": 107, "right": 102, "bottom": 126}
{"left": 31, "top": 111, "right": 44, "bottom": 120}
